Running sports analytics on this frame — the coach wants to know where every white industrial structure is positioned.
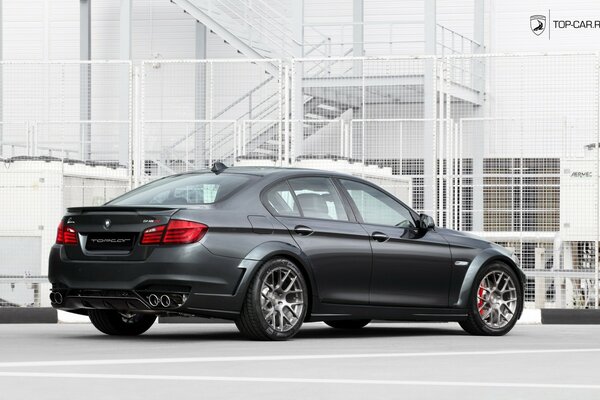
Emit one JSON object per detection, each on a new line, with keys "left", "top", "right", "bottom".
{"left": 0, "top": 0, "right": 598, "bottom": 310}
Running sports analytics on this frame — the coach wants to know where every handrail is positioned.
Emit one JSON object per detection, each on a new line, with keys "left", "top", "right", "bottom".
{"left": 304, "top": 37, "right": 332, "bottom": 58}
{"left": 211, "top": 0, "right": 300, "bottom": 57}
{"left": 303, "top": 21, "right": 483, "bottom": 57}
{"left": 304, "top": 48, "right": 354, "bottom": 77}
{"left": 436, "top": 24, "right": 482, "bottom": 49}
{"left": 214, "top": 76, "right": 275, "bottom": 119}
{"left": 304, "top": 20, "right": 424, "bottom": 27}
{"left": 165, "top": 75, "right": 276, "bottom": 152}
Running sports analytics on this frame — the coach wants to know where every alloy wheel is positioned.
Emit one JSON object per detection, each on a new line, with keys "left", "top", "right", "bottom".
{"left": 476, "top": 270, "right": 518, "bottom": 329}
{"left": 260, "top": 266, "right": 304, "bottom": 332}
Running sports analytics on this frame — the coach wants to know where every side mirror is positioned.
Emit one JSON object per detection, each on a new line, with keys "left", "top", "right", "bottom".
{"left": 419, "top": 214, "right": 435, "bottom": 230}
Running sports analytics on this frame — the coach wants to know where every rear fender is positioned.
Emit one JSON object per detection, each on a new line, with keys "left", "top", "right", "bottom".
{"left": 235, "top": 241, "right": 318, "bottom": 305}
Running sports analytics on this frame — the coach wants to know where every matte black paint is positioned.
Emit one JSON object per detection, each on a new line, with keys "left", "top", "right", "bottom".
{"left": 49, "top": 167, "right": 525, "bottom": 322}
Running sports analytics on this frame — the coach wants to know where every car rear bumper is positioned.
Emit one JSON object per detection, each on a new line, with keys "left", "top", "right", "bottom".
{"left": 48, "top": 244, "right": 255, "bottom": 318}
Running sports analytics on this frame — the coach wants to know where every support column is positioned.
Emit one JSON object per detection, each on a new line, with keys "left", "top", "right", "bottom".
{"left": 80, "top": 0, "right": 91, "bottom": 160}
{"left": 291, "top": 0, "right": 304, "bottom": 160}
{"left": 0, "top": 0, "right": 3, "bottom": 156}
{"left": 472, "top": 0, "right": 485, "bottom": 231}
{"left": 535, "top": 247, "right": 546, "bottom": 309}
{"left": 195, "top": 21, "right": 207, "bottom": 168}
{"left": 353, "top": 0, "right": 363, "bottom": 74}
{"left": 423, "top": 0, "right": 437, "bottom": 216}
{"left": 119, "top": 0, "right": 131, "bottom": 166}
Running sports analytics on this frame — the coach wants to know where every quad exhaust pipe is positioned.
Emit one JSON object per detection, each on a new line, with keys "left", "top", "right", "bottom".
{"left": 148, "top": 294, "right": 160, "bottom": 307}
{"left": 50, "top": 291, "right": 63, "bottom": 305}
{"left": 160, "top": 295, "right": 171, "bottom": 308}
{"left": 147, "top": 293, "right": 173, "bottom": 308}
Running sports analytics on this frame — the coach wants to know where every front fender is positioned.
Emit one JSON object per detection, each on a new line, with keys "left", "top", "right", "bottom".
{"left": 453, "top": 247, "right": 525, "bottom": 309}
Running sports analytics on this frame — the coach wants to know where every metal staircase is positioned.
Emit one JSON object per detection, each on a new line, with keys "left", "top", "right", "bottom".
{"left": 162, "top": 0, "right": 349, "bottom": 167}
{"left": 165, "top": 0, "right": 485, "bottom": 170}
{"left": 172, "top": 0, "right": 301, "bottom": 61}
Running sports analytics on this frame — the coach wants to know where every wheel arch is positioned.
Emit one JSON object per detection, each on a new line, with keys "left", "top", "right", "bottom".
{"left": 454, "top": 248, "right": 526, "bottom": 312}
{"left": 236, "top": 241, "right": 318, "bottom": 318}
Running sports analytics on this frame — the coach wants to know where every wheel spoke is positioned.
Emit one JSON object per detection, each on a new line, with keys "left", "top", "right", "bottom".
{"left": 480, "top": 308, "right": 492, "bottom": 320}
{"left": 501, "top": 278, "right": 510, "bottom": 292}
{"left": 501, "top": 304, "right": 514, "bottom": 315}
{"left": 265, "top": 309, "right": 274, "bottom": 320}
{"left": 286, "top": 306, "right": 298, "bottom": 318}
{"left": 281, "top": 270, "right": 291, "bottom": 286}
{"left": 283, "top": 276, "right": 297, "bottom": 293}
{"left": 282, "top": 312, "right": 293, "bottom": 324}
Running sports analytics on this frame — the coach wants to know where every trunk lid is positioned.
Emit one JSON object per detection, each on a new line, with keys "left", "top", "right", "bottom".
{"left": 62, "top": 206, "right": 179, "bottom": 261}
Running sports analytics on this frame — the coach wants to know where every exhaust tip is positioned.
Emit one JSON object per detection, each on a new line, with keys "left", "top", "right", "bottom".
{"left": 160, "top": 295, "right": 171, "bottom": 308}
{"left": 53, "top": 292, "right": 63, "bottom": 305}
{"left": 148, "top": 294, "right": 159, "bottom": 307}
{"left": 49, "top": 292, "right": 55, "bottom": 303}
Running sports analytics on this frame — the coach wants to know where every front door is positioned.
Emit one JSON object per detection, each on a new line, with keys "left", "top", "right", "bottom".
{"left": 337, "top": 178, "right": 452, "bottom": 307}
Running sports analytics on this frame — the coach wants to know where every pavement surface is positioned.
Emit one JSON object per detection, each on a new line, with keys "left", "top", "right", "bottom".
{"left": 0, "top": 322, "right": 599, "bottom": 400}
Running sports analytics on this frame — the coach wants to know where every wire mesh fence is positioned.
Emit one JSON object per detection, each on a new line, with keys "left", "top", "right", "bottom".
{"left": 1, "top": 54, "right": 599, "bottom": 309}
{"left": 0, "top": 61, "right": 132, "bottom": 307}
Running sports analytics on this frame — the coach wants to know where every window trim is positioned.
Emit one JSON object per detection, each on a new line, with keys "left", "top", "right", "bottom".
{"left": 260, "top": 175, "right": 358, "bottom": 223}
{"left": 262, "top": 179, "right": 303, "bottom": 218}
{"left": 333, "top": 177, "right": 418, "bottom": 229}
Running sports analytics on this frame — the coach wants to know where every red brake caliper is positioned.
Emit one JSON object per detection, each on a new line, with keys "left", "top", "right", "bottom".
{"left": 477, "top": 285, "right": 485, "bottom": 315}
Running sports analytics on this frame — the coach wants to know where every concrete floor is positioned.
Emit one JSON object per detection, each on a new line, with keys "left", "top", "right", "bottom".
{"left": 0, "top": 322, "right": 599, "bottom": 400}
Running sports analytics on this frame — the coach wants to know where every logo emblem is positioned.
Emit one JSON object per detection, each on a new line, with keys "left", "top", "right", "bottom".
{"left": 530, "top": 15, "right": 546, "bottom": 35}
{"left": 104, "top": 219, "right": 112, "bottom": 230}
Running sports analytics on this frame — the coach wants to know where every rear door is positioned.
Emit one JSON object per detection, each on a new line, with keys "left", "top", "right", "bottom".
{"left": 264, "top": 177, "right": 372, "bottom": 305}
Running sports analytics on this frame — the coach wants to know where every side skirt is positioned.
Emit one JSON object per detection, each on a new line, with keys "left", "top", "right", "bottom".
{"left": 307, "top": 303, "right": 468, "bottom": 322}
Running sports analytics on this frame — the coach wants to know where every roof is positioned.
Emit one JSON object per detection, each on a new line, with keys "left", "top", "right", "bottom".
{"left": 182, "top": 165, "right": 354, "bottom": 178}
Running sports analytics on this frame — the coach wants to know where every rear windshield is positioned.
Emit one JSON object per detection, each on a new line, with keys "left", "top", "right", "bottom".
{"left": 108, "top": 173, "right": 253, "bottom": 206}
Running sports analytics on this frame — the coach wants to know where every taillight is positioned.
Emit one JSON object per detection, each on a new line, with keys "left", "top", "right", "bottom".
{"left": 56, "top": 220, "right": 78, "bottom": 245}
{"left": 140, "top": 225, "right": 166, "bottom": 245}
{"left": 140, "top": 220, "right": 208, "bottom": 245}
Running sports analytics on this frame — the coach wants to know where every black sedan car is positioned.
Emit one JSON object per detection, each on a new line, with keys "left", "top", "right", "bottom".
{"left": 49, "top": 164, "right": 525, "bottom": 340}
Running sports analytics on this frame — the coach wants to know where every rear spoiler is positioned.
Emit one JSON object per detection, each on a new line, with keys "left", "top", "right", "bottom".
{"left": 66, "top": 206, "right": 179, "bottom": 213}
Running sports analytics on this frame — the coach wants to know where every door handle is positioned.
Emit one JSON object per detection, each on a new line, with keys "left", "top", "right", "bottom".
{"left": 294, "top": 225, "right": 314, "bottom": 236}
{"left": 371, "top": 231, "right": 389, "bottom": 242}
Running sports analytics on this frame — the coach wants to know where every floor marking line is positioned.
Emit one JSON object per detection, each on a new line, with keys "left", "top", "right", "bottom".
{"left": 0, "top": 348, "right": 599, "bottom": 368}
{"left": 0, "top": 372, "right": 598, "bottom": 390}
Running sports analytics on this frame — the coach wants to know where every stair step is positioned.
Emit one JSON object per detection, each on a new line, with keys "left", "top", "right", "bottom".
{"left": 317, "top": 103, "right": 340, "bottom": 112}
{"left": 253, "top": 148, "right": 275, "bottom": 155}
{"left": 305, "top": 113, "right": 323, "bottom": 119}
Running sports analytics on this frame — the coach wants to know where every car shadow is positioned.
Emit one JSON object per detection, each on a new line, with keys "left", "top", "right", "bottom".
{"left": 65, "top": 322, "right": 467, "bottom": 342}
{"left": 297, "top": 324, "right": 466, "bottom": 339}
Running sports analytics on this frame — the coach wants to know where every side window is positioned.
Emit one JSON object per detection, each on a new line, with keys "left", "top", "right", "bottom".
{"left": 340, "top": 179, "right": 415, "bottom": 228}
{"left": 264, "top": 181, "right": 300, "bottom": 217}
{"left": 288, "top": 177, "right": 349, "bottom": 221}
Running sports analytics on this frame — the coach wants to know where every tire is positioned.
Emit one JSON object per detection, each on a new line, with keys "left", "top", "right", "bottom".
{"left": 88, "top": 310, "right": 156, "bottom": 336}
{"left": 236, "top": 258, "right": 308, "bottom": 341}
{"left": 325, "top": 320, "right": 371, "bottom": 329}
{"left": 459, "top": 262, "right": 523, "bottom": 336}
